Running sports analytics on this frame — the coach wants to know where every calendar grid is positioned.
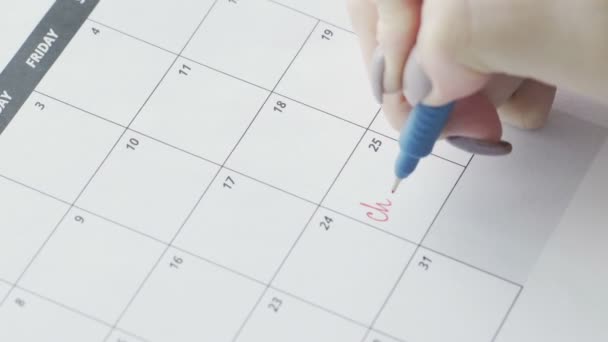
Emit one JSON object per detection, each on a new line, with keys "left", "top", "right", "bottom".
{"left": 360, "top": 153, "right": 522, "bottom": 341}
{"left": 361, "top": 165, "right": 469, "bottom": 341}
{"left": 0, "top": 1, "right": 526, "bottom": 341}
{"left": 0, "top": 158, "right": 523, "bottom": 342}
{"left": 229, "top": 101, "right": 379, "bottom": 340}
{"left": 1, "top": 0, "right": 223, "bottom": 314}
{"left": 0, "top": 161, "right": 524, "bottom": 327}
{"left": 103, "top": 14, "right": 330, "bottom": 341}
{"left": 81, "top": 15, "right": 463, "bottom": 166}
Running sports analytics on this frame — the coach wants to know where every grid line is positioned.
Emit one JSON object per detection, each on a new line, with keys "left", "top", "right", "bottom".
{"left": 492, "top": 286, "right": 523, "bottom": 342}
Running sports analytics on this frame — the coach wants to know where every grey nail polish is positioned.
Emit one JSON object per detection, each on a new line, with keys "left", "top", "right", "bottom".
{"left": 370, "top": 47, "right": 385, "bottom": 104}
{"left": 446, "top": 136, "right": 513, "bottom": 156}
{"left": 403, "top": 47, "right": 432, "bottom": 105}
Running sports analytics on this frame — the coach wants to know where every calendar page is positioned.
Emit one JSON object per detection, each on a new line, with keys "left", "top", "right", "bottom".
{"left": 0, "top": 1, "right": 606, "bottom": 342}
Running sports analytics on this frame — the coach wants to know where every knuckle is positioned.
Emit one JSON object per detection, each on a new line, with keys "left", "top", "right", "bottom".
{"left": 418, "top": 0, "right": 471, "bottom": 54}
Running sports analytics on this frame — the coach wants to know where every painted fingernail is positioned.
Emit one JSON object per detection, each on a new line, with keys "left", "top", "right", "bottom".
{"left": 370, "top": 47, "right": 385, "bottom": 104}
{"left": 403, "top": 47, "right": 432, "bottom": 105}
{"left": 446, "top": 136, "right": 513, "bottom": 156}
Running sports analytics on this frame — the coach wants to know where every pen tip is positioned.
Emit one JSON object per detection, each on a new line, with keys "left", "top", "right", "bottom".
{"left": 391, "top": 178, "right": 402, "bottom": 194}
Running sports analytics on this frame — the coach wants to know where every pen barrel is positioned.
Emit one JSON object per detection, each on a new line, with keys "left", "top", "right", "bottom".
{"left": 399, "top": 102, "right": 454, "bottom": 158}
{"left": 395, "top": 152, "right": 420, "bottom": 178}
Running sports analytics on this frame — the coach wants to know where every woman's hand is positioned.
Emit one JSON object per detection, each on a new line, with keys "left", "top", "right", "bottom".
{"left": 347, "top": 0, "right": 607, "bottom": 152}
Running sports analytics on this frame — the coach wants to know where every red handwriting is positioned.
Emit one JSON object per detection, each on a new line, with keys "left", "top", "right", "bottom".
{"left": 360, "top": 199, "right": 393, "bottom": 222}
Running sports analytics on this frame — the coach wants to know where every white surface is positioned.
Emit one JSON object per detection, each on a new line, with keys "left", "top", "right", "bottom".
{"left": 497, "top": 140, "right": 608, "bottom": 342}
{"left": 425, "top": 111, "right": 607, "bottom": 283}
{"left": 554, "top": 89, "right": 608, "bottom": 128}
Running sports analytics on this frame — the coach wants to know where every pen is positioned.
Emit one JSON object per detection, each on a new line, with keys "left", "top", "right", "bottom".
{"left": 392, "top": 101, "right": 455, "bottom": 193}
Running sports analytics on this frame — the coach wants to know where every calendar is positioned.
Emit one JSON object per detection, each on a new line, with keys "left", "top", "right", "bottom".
{"left": 0, "top": 1, "right": 606, "bottom": 342}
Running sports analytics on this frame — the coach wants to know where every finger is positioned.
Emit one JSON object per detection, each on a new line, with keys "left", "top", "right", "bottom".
{"left": 347, "top": 0, "right": 414, "bottom": 132}
{"left": 443, "top": 92, "right": 502, "bottom": 141}
{"left": 498, "top": 80, "right": 557, "bottom": 130}
{"left": 375, "top": 0, "right": 421, "bottom": 93}
{"left": 382, "top": 91, "right": 411, "bottom": 130}
{"left": 482, "top": 74, "right": 524, "bottom": 108}
{"left": 436, "top": 0, "right": 606, "bottom": 104}
{"left": 347, "top": 0, "right": 379, "bottom": 64}
{"left": 382, "top": 89, "right": 502, "bottom": 143}
{"left": 410, "top": 0, "right": 490, "bottom": 106}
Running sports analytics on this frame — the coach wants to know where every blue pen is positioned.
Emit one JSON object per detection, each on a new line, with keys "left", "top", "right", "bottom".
{"left": 392, "top": 101, "right": 455, "bottom": 193}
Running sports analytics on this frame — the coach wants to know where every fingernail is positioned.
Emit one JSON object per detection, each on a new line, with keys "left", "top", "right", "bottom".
{"left": 446, "top": 136, "right": 513, "bottom": 156}
{"left": 403, "top": 47, "right": 432, "bottom": 105}
{"left": 370, "top": 47, "right": 385, "bottom": 104}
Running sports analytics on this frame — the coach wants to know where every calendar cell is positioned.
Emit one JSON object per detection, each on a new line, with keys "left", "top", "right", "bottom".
{"left": 238, "top": 289, "right": 366, "bottom": 342}
{"left": 276, "top": 24, "right": 379, "bottom": 127}
{"left": 183, "top": 0, "right": 316, "bottom": 89}
{"left": 37, "top": 20, "right": 174, "bottom": 126}
{"left": 119, "top": 248, "right": 264, "bottom": 342}
{"left": 0, "top": 289, "right": 108, "bottom": 342}
{"left": 227, "top": 94, "right": 362, "bottom": 203}
{"left": 324, "top": 131, "right": 463, "bottom": 243}
{"left": 91, "top": 0, "right": 215, "bottom": 53}
{"left": 370, "top": 112, "right": 472, "bottom": 166}
{"left": 272, "top": 0, "right": 353, "bottom": 31}
{"left": 375, "top": 249, "right": 519, "bottom": 342}
{"left": 273, "top": 209, "right": 415, "bottom": 324}
{"left": 0, "top": 177, "right": 67, "bottom": 283}
{"left": 175, "top": 169, "right": 316, "bottom": 282}
{"left": 0, "top": 93, "right": 122, "bottom": 201}
{"left": 77, "top": 131, "right": 219, "bottom": 242}
{"left": 20, "top": 210, "right": 164, "bottom": 322}
{"left": 132, "top": 58, "right": 269, "bottom": 164}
